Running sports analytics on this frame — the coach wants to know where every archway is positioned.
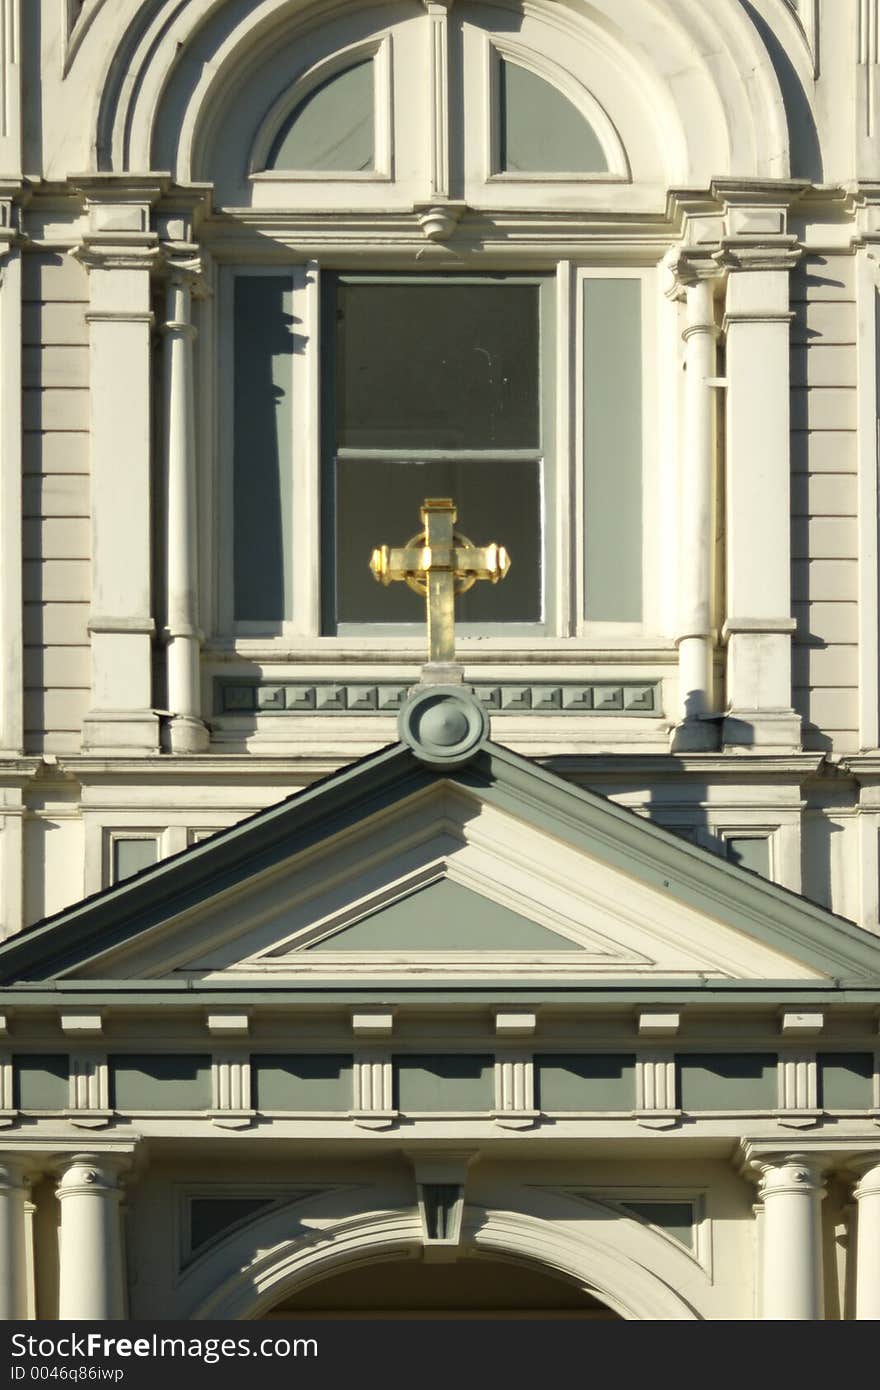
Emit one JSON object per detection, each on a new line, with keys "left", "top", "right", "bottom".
{"left": 263, "top": 1254, "right": 621, "bottom": 1319}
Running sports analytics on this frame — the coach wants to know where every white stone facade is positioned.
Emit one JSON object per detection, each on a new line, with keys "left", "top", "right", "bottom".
{"left": 1, "top": 0, "right": 880, "bottom": 1320}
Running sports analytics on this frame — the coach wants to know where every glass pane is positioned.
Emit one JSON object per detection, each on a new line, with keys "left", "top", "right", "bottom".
{"left": 190, "top": 1198, "right": 275, "bottom": 1253}
{"left": 333, "top": 457, "right": 541, "bottom": 623}
{"left": 622, "top": 1202, "right": 695, "bottom": 1249}
{"left": 112, "top": 837, "right": 157, "bottom": 884}
{"left": 233, "top": 276, "right": 295, "bottom": 622}
{"left": 268, "top": 61, "right": 374, "bottom": 171}
{"left": 499, "top": 59, "right": 608, "bottom": 174}
{"left": 583, "top": 278, "right": 643, "bottom": 621}
{"left": 726, "top": 837, "right": 770, "bottom": 877}
{"left": 335, "top": 282, "right": 540, "bottom": 450}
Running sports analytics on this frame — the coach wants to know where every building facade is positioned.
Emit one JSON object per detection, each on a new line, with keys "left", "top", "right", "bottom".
{"left": 1, "top": 0, "right": 880, "bottom": 1319}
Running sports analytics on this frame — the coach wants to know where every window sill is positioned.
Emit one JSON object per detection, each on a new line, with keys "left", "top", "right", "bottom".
{"left": 204, "top": 636, "right": 678, "bottom": 665}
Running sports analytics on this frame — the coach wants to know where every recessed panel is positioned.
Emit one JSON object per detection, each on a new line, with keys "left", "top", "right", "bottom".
{"left": 536, "top": 1054, "right": 635, "bottom": 1110}
{"left": 395, "top": 1054, "right": 494, "bottom": 1110}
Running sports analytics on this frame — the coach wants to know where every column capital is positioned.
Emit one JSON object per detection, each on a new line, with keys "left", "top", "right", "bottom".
{"left": 754, "top": 1155, "right": 827, "bottom": 1201}
{"left": 848, "top": 1155, "right": 880, "bottom": 1196}
{"left": 160, "top": 245, "right": 211, "bottom": 299}
{"left": 54, "top": 1151, "right": 134, "bottom": 1198}
{"left": 664, "top": 247, "right": 722, "bottom": 301}
{"left": 716, "top": 235, "right": 802, "bottom": 274}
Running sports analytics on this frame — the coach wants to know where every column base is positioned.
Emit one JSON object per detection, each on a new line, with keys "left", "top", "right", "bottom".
{"left": 722, "top": 709, "right": 802, "bottom": 752}
{"left": 167, "top": 714, "right": 210, "bottom": 754}
{"left": 669, "top": 716, "right": 720, "bottom": 753}
{"left": 82, "top": 710, "right": 160, "bottom": 755}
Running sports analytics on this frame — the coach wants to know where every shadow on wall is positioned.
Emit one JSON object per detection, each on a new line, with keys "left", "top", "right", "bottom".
{"left": 740, "top": 0, "right": 823, "bottom": 182}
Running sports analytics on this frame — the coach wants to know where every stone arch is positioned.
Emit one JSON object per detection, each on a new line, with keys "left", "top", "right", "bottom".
{"left": 84, "top": 0, "right": 793, "bottom": 189}
{"left": 180, "top": 1188, "right": 703, "bottom": 1321}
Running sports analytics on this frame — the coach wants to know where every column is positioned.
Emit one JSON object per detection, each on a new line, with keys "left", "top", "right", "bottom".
{"left": 669, "top": 255, "right": 720, "bottom": 751}
{"left": 757, "top": 1155, "right": 825, "bottom": 1319}
{"left": 56, "top": 1154, "right": 126, "bottom": 1319}
{"left": 719, "top": 199, "right": 802, "bottom": 750}
{"left": 162, "top": 259, "right": 209, "bottom": 752}
{"left": 853, "top": 1160, "right": 880, "bottom": 1319}
{"left": 75, "top": 179, "right": 164, "bottom": 754}
{"left": 0, "top": 1161, "right": 28, "bottom": 1319}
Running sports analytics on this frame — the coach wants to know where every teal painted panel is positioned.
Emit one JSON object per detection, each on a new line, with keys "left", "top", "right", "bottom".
{"left": 678, "top": 1053, "right": 777, "bottom": 1111}
{"left": 253, "top": 1054, "right": 352, "bottom": 1110}
{"left": 622, "top": 1201, "right": 695, "bottom": 1250}
{"left": 190, "top": 1198, "right": 276, "bottom": 1253}
{"left": 110, "top": 1055, "right": 212, "bottom": 1110}
{"left": 818, "top": 1052, "right": 874, "bottom": 1109}
{"left": 726, "top": 837, "right": 770, "bottom": 878}
{"left": 14, "top": 1054, "right": 68, "bottom": 1110}
{"left": 583, "top": 279, "right": 643, "bottom": 621}
{"left": 395, "top": 1054, "right": 494, "bottom": 1111}
{"left": 499, "top": 60, "right": 607, "bottom": 173}
{"left": 314, "top": 878, "right": 574, "bottom": 951}
{"left": 233, "top": 276, "right": 294, "bottom": 622}
{"left": 112, "top": 837, "right": 158, "bottom": 884}
{"left": 268, "top": 61, "right": 373, "bottom": 171}
{"left": 536, "top": 1054, "right": 635, "bottom": 1111}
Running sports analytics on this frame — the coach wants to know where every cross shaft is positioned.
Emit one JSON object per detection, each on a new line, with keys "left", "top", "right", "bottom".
{"left": 370, "top": 498, "right": 511, "bottom": 665}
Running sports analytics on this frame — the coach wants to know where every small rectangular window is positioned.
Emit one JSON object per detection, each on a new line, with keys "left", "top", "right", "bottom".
{"left": 111, "top": 837, "right": 158, "bottom": 884}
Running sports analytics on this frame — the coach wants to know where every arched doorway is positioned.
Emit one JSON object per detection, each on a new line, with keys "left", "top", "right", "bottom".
{"left": 263, "top": 1256, "right": 621, "bottom": 1319}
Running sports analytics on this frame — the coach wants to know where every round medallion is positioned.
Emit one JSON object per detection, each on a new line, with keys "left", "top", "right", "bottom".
{"left": 398, "top": 686, "right": 489, "bottom": 767}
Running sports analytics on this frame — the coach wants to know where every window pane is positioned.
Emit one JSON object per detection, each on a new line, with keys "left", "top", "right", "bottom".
{"left": 267, "top": 61, "right": 374, "bottom": 172}
{"left": 583, "top": 278, "right": 643, "bottom": 621}
{"left": 499, "top": 59, "right": 608, "bottom": 174}
{"left": 333, "top": 457, "right": 541, "bottom": 623}
{"left": 233, "top": 276, "right": 295, "bottom": 621}
{"left": 112, "top": 837, "right": 157, "bottom": 884}
{"left": 335, "top": 282, "right": 540, "bottom": 450}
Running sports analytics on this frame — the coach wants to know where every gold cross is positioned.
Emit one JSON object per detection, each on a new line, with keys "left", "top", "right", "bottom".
{"left": 370, "top": 498, "right": 511, "bottom": 665}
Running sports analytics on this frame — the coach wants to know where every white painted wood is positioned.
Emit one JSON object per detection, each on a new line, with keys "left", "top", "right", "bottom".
{"left": 0, "top": 1163, "right": 28, "bottom": 1319}
{"left": 756, "top": 1158, "right": 825, "bottom": 1319}
{"left": 854, "top": 1162, "right": 880, "bottom": 1318}
{"left": 56, "top": 1156, "right": 126, "bottom": 1319}
{"left": 0, "top": 239, "right": 23, "bottom": 753}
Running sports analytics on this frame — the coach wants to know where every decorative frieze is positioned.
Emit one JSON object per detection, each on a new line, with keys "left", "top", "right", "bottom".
{"left": 216, "top": 679, "right": 660, "bottom": 716}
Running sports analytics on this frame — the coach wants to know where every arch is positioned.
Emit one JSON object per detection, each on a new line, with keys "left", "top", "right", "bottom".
{"left": 180, "top": 1187, "right": 703, "bottom": 1321}
{"left": 79, "top": 0, "right": 793, "bottom": 190}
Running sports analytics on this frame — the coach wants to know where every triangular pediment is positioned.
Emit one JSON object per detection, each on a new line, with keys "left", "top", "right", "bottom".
{"left": 2, "top": 741, "right": 880, "bottom": 991}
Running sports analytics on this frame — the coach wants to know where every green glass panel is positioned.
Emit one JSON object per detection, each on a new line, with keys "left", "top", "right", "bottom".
{"left": 499, "top": 60, "right": 607, "bottom": 174}
{"left": 536, "top": 1054, "right": 635, "bottom": 1111}
{"left": 726, "top": 837, "right": 770, "bottom": 877}
{"left": 190, "top": 1198, "right": 276, "bottom": 1253}
{"left": 268, "top": 61, "right": 374, "bottom": 172}
{"left": 233, "top": 276, "right": 294, "bottom": 622}
{"left": 818, "top": 1053, "right": 874, "bottom": 1109}
{"left": 14, "top": 1054, "right": 68, "bottom": 1110}
{"left": 583, "top": 279, "right": 643, "bottom": 621}
{"left": 395, "top": 1054, "right": 494, "bottom": 1111}
{"left": 678, "top": 1053, "right": 777, "bottom": 1111}
{"left": 253, "top": 1055, "right": 352, "bottom": 1110}
{"left": 335, "top": 281, "right": 540, "bottom": 450}
{"left": 315, "top": 878, "right": 571, "bottom": 950}
{"left": 112, "top": 837, "right": 158, "bottom": 884}
{"left": 622, "top": 1201, "right": 695, "bottom": 1249}
{"left": 110, "top": 1055, "right": 212, "bottom": 1110}
{"left": 334, "top": 457, "right": 541, "bottom": 624}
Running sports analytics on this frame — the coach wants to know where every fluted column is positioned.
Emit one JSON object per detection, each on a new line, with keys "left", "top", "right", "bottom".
{"left": 162, "top": 259, "right": 209, "bottom": 753}
{"left": 757, "top": 1156, "right": 825, "bottom": 1319}
{"left": 853, "top": 1161, "right": 880, "bottom": 1319}
{"left": 56, "top": 1155, "right": 126, "bottom": 1320}
{"left": 0, "top": 1161, "right": 28, "bottom": 1319}
{"left": 669, "top": 254, "right": 720, "bottom": 751}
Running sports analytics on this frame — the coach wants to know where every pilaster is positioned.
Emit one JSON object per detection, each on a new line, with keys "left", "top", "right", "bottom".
{"left": 161, "top": 240, "right": 210, "bottom": 753}
{"left": 0, "top": 183, "right": 24, "bottom": 755}
{"left": 852, "top": 1158, "right": 880, "bottom": 1319}
{"left": 0, "top": 1159, "right": 29, "bottom": 1319}
{"left": 74, "top": 177, "right": 165, "bottom": 756}
{"left": 666, "top": 247, "right": 722, "bottom": 753}
{"left": 716, "top": 186, "right": 803, "bottom": 752}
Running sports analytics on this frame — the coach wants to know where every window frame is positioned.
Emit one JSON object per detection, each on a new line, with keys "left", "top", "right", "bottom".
{"left": 212, "top": 259, "right": 660, "bottom": 652}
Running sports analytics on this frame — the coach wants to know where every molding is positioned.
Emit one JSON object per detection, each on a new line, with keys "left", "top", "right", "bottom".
{"left": 215, "top": 679, "right": 662, "bottom": 717}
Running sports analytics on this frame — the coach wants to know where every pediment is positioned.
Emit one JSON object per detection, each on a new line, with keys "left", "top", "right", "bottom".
{"left": 3, "top": 741, "right": 880, "bottom": 989}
